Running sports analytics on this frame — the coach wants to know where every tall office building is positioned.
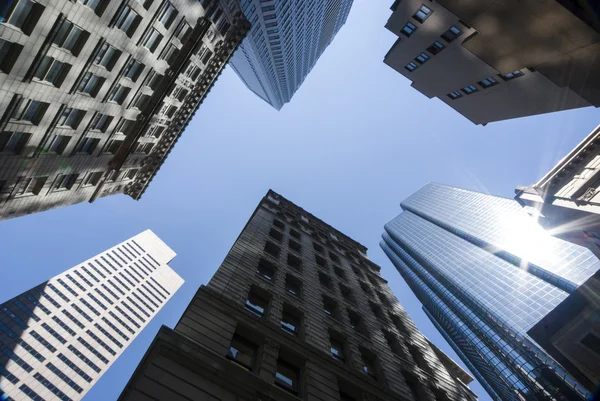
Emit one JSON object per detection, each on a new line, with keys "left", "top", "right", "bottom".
{"left": 0, "top": 230, "right": 183, "bottom": 401}
{"left": 515, "top": 123, "right": 600, "bottom": 390}
{"left": 383, "top": 0, "right": 600, "bottom": 125}
{"left": 230, "top": 0, "right": 353, "bottom": 110}
{"left": 0, "top": 0, "right": 248, "bottom": 220}
{"left": 381, "top": 183, "right": 600, "bottom": 400}
{"left": 119, "top": 190, "right": 475, "bottom": 401}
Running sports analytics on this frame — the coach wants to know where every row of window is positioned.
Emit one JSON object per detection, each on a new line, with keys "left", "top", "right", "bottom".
{"left": 446, "top": 70, "right": 525, "bottom": 100}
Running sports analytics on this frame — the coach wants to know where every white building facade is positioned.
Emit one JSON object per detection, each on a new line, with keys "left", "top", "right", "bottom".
{"left": 0, "top": 230, "right": 183, "bottom": 401}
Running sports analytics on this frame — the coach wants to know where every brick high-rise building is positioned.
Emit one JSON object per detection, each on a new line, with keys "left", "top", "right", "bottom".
{"left": 118, "top": 190, "right": 476, "bottom": 401}
{"left": 0, "top": 230, "right": 183, "bottom": 401}
{"left": 0, "top": 0, "right": 248, "bottom": 220}
{"left": 383, "top": 0, "right": 600, "bottom": 125}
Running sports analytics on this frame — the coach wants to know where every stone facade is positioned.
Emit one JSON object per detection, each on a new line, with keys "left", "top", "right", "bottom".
{"left": 118, "top": 190, "right": 475, "bottom": 401}
{"left": 0, "top": 0, "right": 249, "bottom": 220}
{"left": 384, "top": 0, "right": 600, "bottom": 125}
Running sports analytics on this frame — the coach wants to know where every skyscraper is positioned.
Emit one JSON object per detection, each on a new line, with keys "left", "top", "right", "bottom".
{"left": 230, "top": 0, "right": 353, "bottom": 110}
{"left": 381, "top": 183, "right": 599, "bottom": 400}
{"left": 0, "top": 0, "right": 248, "bottom": 220}
{"left": 119, "top": 190, "right": 475, "bottom": 401}
{"left": 0, "top": 230, "right": 183, "bottom": 401}
{"left": 383, "top": 0, "right": 600, "bottom": 125}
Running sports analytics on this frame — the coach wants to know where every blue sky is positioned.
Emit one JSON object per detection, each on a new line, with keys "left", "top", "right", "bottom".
{"left": 1, "top": 1, "right": 600, "bottom": 400}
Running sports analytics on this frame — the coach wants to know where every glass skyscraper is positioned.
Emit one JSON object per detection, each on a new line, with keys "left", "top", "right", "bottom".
{"left": 0, "top": 230, "right": 183, "bottom": 401}
{"left": 230, "top": 0, "right": 353, "bottom": 109}
{"left": 380, "top": 183, "right": 599, "bottom": 401}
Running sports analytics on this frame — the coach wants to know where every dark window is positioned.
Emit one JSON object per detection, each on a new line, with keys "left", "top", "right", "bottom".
{"left": 441, "top": 25, "right": 463, "bottom": 42}
{"left": 404, "top": 372, "right": 426, "bottom": 400}
{"left": 78, "top": 0, "right": 106, "bottom": 14}
{"left": 340, "top": 285, "right": 354, "bottom": 303}
{"left": 323, "top": 296, "right": 339, "bottom": 319}
{"left": 275, "top": 359, "right": 299, "bottom": 394}
{"left": 57, "top": 107, "right": 85, "bottom": 128}
{"left": 383, "top": 331, "right": 405, "bottom": 357}
{"left": 348, "top": 310, "right": 366, "bottom": 335}
{"left": 108, "top": 84, "right": 131, "bottom": 105}
{"left": 316, "top": 255, "right": 327, "bottom": 269}
{"left": 289, "top": 229, "right": 301, "bottom": 240}
{"left": 124, "top": 59, "right": 144, "bottom": 81}
{"left": 0, "top": 38, "right": 24, "bottom": 74}
{"left": 157, "top": 1, "right": 177, "bottom": 28}
{"left": 413, "top": 5, "right": 432, "bottom": 23}
{"left": 415, "top": 52, "right": 430, "bottom": 65}
{"left": 499, "top": 70, "right": 524, "bottom": 81}
{"left": 269, "top": 228, "right": 283, "bottom": 242}
{"left": 313, "top": 242, "right": 324, "bottom": 253}
{"left": 288, "top": 239, "right": 301, "bottom": 253}
{"left": 478, "top": 76, "right": 498, "bottom": 88}
{"left": 334, "top": 266, "right": 346, "bottom": 281}
{"left": 351, "top": 266, "right": 363, "bottom": 278}
{"left": 281, "top": 308, "right": 300, "bottom": 336}
{"left": 285, "top": 274, "right": 302, "bottom": 297}
{"left": 581, "top": 333, "right": 600, "bottom": 354}
{"left": 330, "top": 335, "right": 345, "bottom": 362}
{"left": 264, "top": 241, "right": 281, "bottom": 259}
{"left": 377, "top": 292, "right": 391, "bottom": 306}
{"left": 370, "top": 302, "right": 385, "bottom": 320}
{"left": 329, "top": 252, "right": 340, "bottom": 263}
{"left": 2, "top": 0, "right": 44, "bottom": 35}
{"left": 360, "top": 281, "right": 372, "bottom": 296}
{"left": 287, "top": 253, "right": 302, "bottom": 271}
{"left": 273, "top": 219, "right": 285, "bottom": 229}
{"left": 408, "top": 343, "right": 428, "bottom": 370}
{"left": 42, "top": 135, "right": 70, "bottom": 155}
{"left": 256, "top": 259, "right": 276, "bottom": 281}
{"left": 94, "top": 43, "right": 121, "bottom": 70}
{"left": 77, "top": 72, "right": 104, "bottom": 96}
{"left": 226, "top": 334, "right": 257, "bottom": 371}
{"left": 11, "top": 99, "right": 47, "bottom": 124}
{"left": 447, "top": 90, "right": 462, "bottom": 100}
{"left": 427, "top": 40, "right": 445, "bottom": 55}
{"left": 405, "top": 61, "right": 418, "bottom": 72}
{"left": 461, "top": 84, "right": 478, "bottom": 95}
{"left": 360, "top": 350, "right": 377, "bottom": 380}
{"left": 90, "top": 113, "right": 113, "bottom": 132}
{"left": 245, "top": 288, "right": 269, "bottom": 317}
{"left": 340, "top": 390, "right": 357, "bottom": 401}
{"left": 319, "top": 272, "right": 333, "bottom": 290}
{"left": 114, "top": 6, "right": 141, "bottom": 37}
{"left": 0, "top": 131, "right": 30, "bottom": 154}
{"left": 400, "top": 22, "right": 417, "bottom": 37}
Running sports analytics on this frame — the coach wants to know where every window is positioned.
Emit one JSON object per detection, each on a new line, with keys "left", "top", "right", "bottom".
{"left": 581, "top": 333, "right": 600, "bottom": 354}
{"left": 124, "top": 59, "right": 144, "bottom": 81}
{"left": 77, "top": 72, "right": 104, "bottom": 96}
{"left": 115, "top": 6, "right": 141, "bottom": 37}
{"left": 275, "top": 359, "right": 299, "bottom": 394}
{"left": 95, "top": 43, "right": 121, "bottom": 70}
{"left": 478, "top": 76, "right": 498, "bottom": 88}
{"left": 408, "top": 343, "right": 428, "bottom": 371}
{"left": 334, "top": 266, "right": 346, "bottom": 280}
{"left": 289, "top": 229, "right": 301, "bottom": 240}
{"left": 447, "top": 90, "right": 462, "bottom": 100}
{"left": 256, "top": 258, "right": 276, "bottom": 281}
{"left": 160, "top": 43, "right": 179, "bottom": 64}
{"left": 404, "top": 371, "right": 426, "bottom": 400}
{"left": 313, "top": 242, "right": 323, "bottom": 253}
{"left": 360, "top": 350, "right": 378, "bottom": 380}
{"left": 400, "top": 22, "right": 417, "bottom": 37}
{"left": 281, "top": 307, "right": 300, "bottom": 336}
{"left": 413, "top": 5, "right": 432, "bottom": 23}
{"left": 42, "top": 134, "right": 70, "bottom": 154}
{"left": 264, "top": 241, "right": 281, "bottom": 258}
{"left": 269, "top": 228, "right": 283, "bottom": 242}
{"left": 500, "top": 70, "right": 525, "bottom": 81}
{"left": 340, "top": 284, "right": 354, "bottom": 303}
{"left": 441, "top": 25, "right": 463, "bottom": 42}
{"left": 316, "top": 255, "right": 327, "bottom": 269}
{"left": 427, "top": 40, "right": 445, "bottom": 55}
{"left": 245, "top": 287, "right": 269, "bottom": 317}
{"left": 286, "top": 253, "right": 302, "bottom": 271}
{"left": 226, "top": 334, "right": 257, "bottom": 371}
{"left": 273, "top": 219, "right": 285, "bottom": 229}
{"left": 349, "top": 310, "right": 367, "bottom": 333}
{"left": 57, "top": 107, "right": 85, "bottom": 128}
{"left": 142, "top": 28, "right": 163, "bottom": 52}
{"left": 157, "top": 1, "right": 177, "bottom": 28}
{"left": 17, "top": 176, "right": 46, "bottom": 195}
{"left": 78, "top": 0, "right": 106, "bottom": 14}
{"left": 415, "top": 52, "right": 430, "bottom": 65}
{"left": 33, "top": 56, "right": 70, "bottom": 86}
{"left": 108, "top": 84, "right": 131, "bottom": 105}
{"left": 319, "top": 272, "right": 333, "bottom": 290}
{"left": 54, "top": 173, "right": 77, "bottom": 190}
{"left": 288, "top": 241, "right": 300, "bottom": 258}
{"left": 0, "top": 131, "right": 30, "bottom": 153}
{"left": 82, "top": 171, "right": 102, "bottom": 186}
{"left": 461, "top": 84, "right": 478, "bottom": 95}
{"left": 174, "top": 20, "right": 190, "bottom": 42}
{"left": 0, "top": 38, "right": 24, "bottom": 73}
{"left": 370, "top": 302, "right": 385, "bottom": 320}
{"left": 285, "top": 274, "right": 302, "bottom": 297}
{"left": 330, "top": 334, "right": 345, "bottom": 362}
{"left": 1, "top": 0, "right": 43, "bottom": 34}
{"left": 383, "top": 330, "right": 405, "bottom": 357}
{"left": 11, "top": 99, "right": 47, "bottom": 124}
{"left": 405, "top": 61, "right": 418, "bottom": 72}
{"left": 53, "top": 19, "right": 87, "bottom": 54}
{"left": 323, "top": 296, "right": 339, "bottom": 319}
{"left": 90, "top": 113, "right": 113, "bottom": 132}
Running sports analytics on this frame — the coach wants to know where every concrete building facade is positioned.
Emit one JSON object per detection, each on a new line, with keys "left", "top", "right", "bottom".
{"left": 383, "top": 0, "right": 600, "bottom": 125}
{"left": 230, "top": 0, "right": 353, "bottom": 110}
{"left": 0, "top": 0, "right": 248, "bottom": 220}
{"left": 381, "top": 183, "right": 600, "bottom": 400}
{"left": 118, "top": 190, "right": 476, "bottom": 401}
{"left": 0, "top": 230, "right": 184, "bottom": 401}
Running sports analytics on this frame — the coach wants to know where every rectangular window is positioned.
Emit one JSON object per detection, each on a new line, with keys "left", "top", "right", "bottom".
{"left": 285, "top": 274, "right": 302, "bottom": 296}
{"left": 441, "top": 25, "right": 463, "bottom": 42}
{"left": 256, "top": 258, "right": 276, "bottom": 281}
{"left": 413, "top": 5, "right": 432, "bottom": 23}
{"left": 461, "top": 84, "right": 478, "bottom": 95}
{"left": 174, "top": 20, "right": 190, "bottom": 41}
{"left": 11, "top": 99, "right": 47, "bottom": 124}
{"left": 275, "top": 359, "right": 299, "bottom": 394}
{"left": 17, "top": 176, "right": 46, "bottom": 196}
{"left": 90, "top": 113, "right": 113, "bottom": 132}
{"left": 53, "top": 173, "right": 77, "bottom": 190}
{"left": 142, "top": 28, "right": 163, "bottom": 52}
{"left": 94, "top": 42, "right": 121, "bottom": 70}
{"left": 82, "top": 171, "right": 102, "bottom": 186}
{"left": 280, "top": 308, "right": 300, "bottom": 336}
{"left": 124, "top": 59, "right": 144, "bottom": 81}
{"left": 245, "top": 288, "right": 269, "bottom": 317}
{"left": 226, "top": 334, "right": 257, "bottom": 371}
{"left": 2, "top": 0, "right": 43, "bottom": 34}
{"left": 0, "top": 38, "right": 24, "bottom": 73}
{"left": 34, "top": 372, "right": 74, "bottom": 399}
{"left": 500, "top": 70, "right": 524, "bottom": 81}
{"left": 447, "top": 91, "right": 462, "bottom": 100}
{"left": 53, "top": 19, "right": 86, "bottom": 54}
{"left": 57, "top": 107, "right": 86, "bottom": 128}
{"left": 427, "top": 40, "right": 445, "bottom": 55}
{"left": 323, "top": 296, "right": 339, "bottom": 319}
{"left": 319, "top": 272, "right": 333, "bottom": 290}
{"left": 360, "top": 351, "right": 377, "bottom": 380}
{"left": 78, "top": 0, "right": 105, "bottom": 13}
{"left": 415, "top": 52, "right": 430, "bottom": 65}
{"left": 478, "top": 76, "right": 498, "bottom": 88}
{"left": 370, "top": 302, "right": 385, "bottom": 320}
{"left": 42, "top": 134, "right": 70, "bottom": 155}
{"left": 264, "top": 241, "right": 281, "bottom": 259}
{"left": 108, "top": 84, "right": 131, "bottom": 105}
{"left": 400, "top": 22, "right": 417, "bottom": 37}
{"left": 77, "top": 137, "right": 100, "bottom": 154}
{"left": 157, "top": 1, "right": 177, "bottom": 28}
{"left": 77, "top": 72, "right": 104, "bottom": 96}
{"left": 160, "top": 43, "right": 178, "bottom": 65}
{"left": 404, "top": 61, "right": 418, "bottom": 72}
{"left": 0, "top": 131, "right": 30, "bottom": 154}
{"left": 581, "top": 333, "right": 600, "bottom": 354}
{"left": 114, "top": 6, "right": 141, "bottom": 37}
{"left": 330, "top": 335, "right": 345, "bottom": 362}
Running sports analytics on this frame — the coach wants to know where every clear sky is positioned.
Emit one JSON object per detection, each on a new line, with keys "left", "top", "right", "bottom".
{"left": 1, "top": 1, "right": 599, "bottom": 400}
